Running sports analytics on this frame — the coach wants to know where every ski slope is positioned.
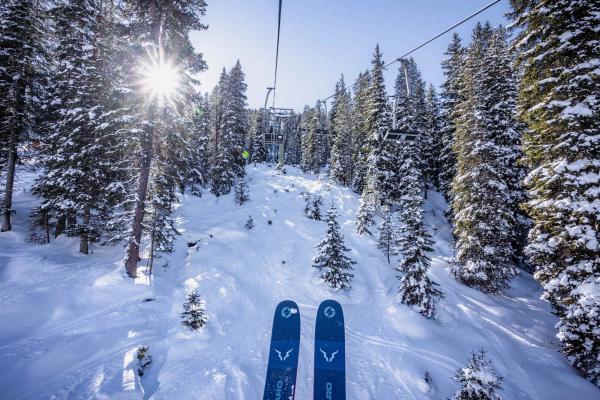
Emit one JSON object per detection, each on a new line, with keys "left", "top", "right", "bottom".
{"left": 0, "top": 165, "right": 598, "bottom": 399}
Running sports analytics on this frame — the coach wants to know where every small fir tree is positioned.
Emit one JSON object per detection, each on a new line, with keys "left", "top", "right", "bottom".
{"left": 136, "top": 345, "right": 152, "bottom": 377}
{"left": 303, "top": 192, "right": 312, "bottom": 217}
{"left": 312, "top": 207, "right": 356, "bottom": 289}
{"left": 244, "top": 215, "right": 254, "bottom": 230}
{"left": 377, "top": 206, "right": 396, "bottom": 263}
{"left": 356, "top": 189, "right": 376, "bottom": 235}
{"left": 181, "top": 289, "right": 208, "bottom": 330}
{"left": 453, "top": 349, "right": 503, "bottom": 400}
{"left": 309, "top": 195, "right": 323, "bottom": 220}
{"left": 234, "top": 179, "right": 250, "bottom": 205}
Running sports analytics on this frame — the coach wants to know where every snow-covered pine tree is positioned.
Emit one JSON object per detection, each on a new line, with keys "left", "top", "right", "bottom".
{"left": 234, "top": 178, "right": 250, "bottom": 205}
{"left": 181, "top": 289, "right": 208, "bottom": 330}
{"left": 309, "top": 195, "right": 323, "bottom": 221}
{"left": 0, "top": 0, "right": 48, "bottom": 232}
{"left": 249, "top": 110, "right": 267, "bottom": 164}
{"left": 314, "top": 102, "right": 330, "bottom": 168}
{"left": 481, "top": 28, "right": 529, "bottom": 269}
{"left": 450, "top": 23, "right": 518, "bottom": 294}
{"left": 210, "top": 61, "right": 249, "bottom": 195}
{"left": 224, "top": 60, "right": 248, "bottom": 178}
{"left": 350, "top": 70, "right": 371, "bottom": 193}
{"left": 377, "top": 205, "right": 396, "bottom": 263}
{"left": 122, "top": 0, "right": 208, "bottom": 277}
{"left": 188, "top": 93, "right": 210, "bottom": 195}
{"left": 33, "top": 0, "right": 117, "bottom": 254}
{"left": 330, "top": 76, "right": 353, "bottom": 186}
{"left": 396, "top": 145, "right": 442, "bottom": 318}
{"left": 313, "top": 206, "right": 356, "bottom": 289}
{"left": 303, "top": 192, "right": 312, "bottom": 217}
{"left": 284, "top": 115, "right": 302, "bottom": 166}
{"left": 438, "top": 33, "right": 463, "bottom": 203}
{"left": 453, "top": 349, "right": 503, "bottom": 400}
{"left": 355, "top": 186, "right": 376, "bottom": 236}
{"left": 424, "top": 84, "right": 443, "bottom": 191}
{"left": 209, "top": 69, "right": 233, "bottom": 195}
{"left": 143, "top": 158, "right": 180, "bottom": 270}
{"left": 358, "top": 45, "right": 395, "bottom": 219}
{"left": 301, "top": 106, "right": 320, "bottom": 174}
{"left": 511, "top": 0, "right": 600, "bottom": 385}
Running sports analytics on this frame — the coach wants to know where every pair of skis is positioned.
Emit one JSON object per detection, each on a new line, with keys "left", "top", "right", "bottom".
{"left": 262, "top": 300, "right": 345, "bottom": 400}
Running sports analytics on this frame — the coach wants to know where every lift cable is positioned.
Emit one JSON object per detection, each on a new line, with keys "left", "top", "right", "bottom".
{"left": 319, "top": 0, "right": 503, "bottom": 104}
{"left": 272, "top": 0, "right": 284, "bottom": 108}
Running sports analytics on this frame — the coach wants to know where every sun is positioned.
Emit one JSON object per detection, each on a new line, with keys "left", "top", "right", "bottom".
{"left": 140, "top": 56, "right": 180, "bottom": 105}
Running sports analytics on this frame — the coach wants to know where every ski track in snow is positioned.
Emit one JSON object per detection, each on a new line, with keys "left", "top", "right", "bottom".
{"left": 0, "top": 165, "right": 598, "bottom": 399}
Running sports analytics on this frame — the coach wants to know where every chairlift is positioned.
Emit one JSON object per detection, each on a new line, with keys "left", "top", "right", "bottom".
{"left": 382, "top": 60, "right": 420, "bottom": 143}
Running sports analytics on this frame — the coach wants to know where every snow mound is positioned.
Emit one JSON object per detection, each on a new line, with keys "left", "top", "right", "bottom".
{"left": 0, "top": 165, "right": 598, "bottom": 399}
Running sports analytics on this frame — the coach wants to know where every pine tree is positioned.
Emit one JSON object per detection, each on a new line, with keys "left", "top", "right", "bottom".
{"left": 284, "top": 115, "right": 302, "bottom": 166}
{"left": 309, "top": 195, "right": 323, "bottom": 221}
{"left": 377, "top": 206, "right": 396, "bottom": 263}
{"left": 330, "top": 76, "right": 353, "bottom": 186}
{"left": 438, "top": 33, "right": 463, "bottom": 203}
{"left": 357, "top": 45, "right": 395, "bottom": 223}
{"left": 181, "top": 289, "right": 208, "bottom": 330}
{"left": 453, "top": 349, "right": 503, "bottom": 400}
{"left": 356, "top": 184, "right": 376, "bottom": 235}
{"left": 424, "top": 84, "right": 443, "bottom": 190}
{"left": 33, "top": 0, "right": 115, "bottom": 254}
{"left": 249, "top": 110, "right": 267, "bottom": 163}
{"left": 122, "top": 0, "right": 208, "bottom": 277}
{"left": 396, "top": 146, "right": 442, "bottom": 318}
{"left": 209, "top": 69, "right": 233, "bottom": 196}
{"left": 188, "top": 93, "right": 210, "bottom": 195}
{"left": 511, "top": 0, "right": 600, "bottom": 385}
{"left": 224, "top": 60, "right": 248, "bottom": 178}
{"left": 450, "top": 23, "right": 518, "bottom": 294}
{"left": 210, "top": 61, "right": 249, "bottom": 195}
{"left": 313, "top": 206, "right": 356, "bottom": 289}
{"left": 234, "top": 178, "right": 250, "bottom": 205}
{"left": 0, "top": 0, "right": 48, "bottom": 232}
{"left": 301, "top": 106, "right": 320, "bottom": 174}
{"left": 350, "top": 70, "right": 371, "bottom": 193}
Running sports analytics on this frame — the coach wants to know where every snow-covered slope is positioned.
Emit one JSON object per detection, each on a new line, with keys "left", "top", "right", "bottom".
{"left": 0, "top": 165, "right": 598, "bottom": 399}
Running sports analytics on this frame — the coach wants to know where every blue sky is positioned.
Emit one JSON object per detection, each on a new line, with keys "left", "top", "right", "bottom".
{"left": 190, "top": 0, "right": 512, "bottom": 111}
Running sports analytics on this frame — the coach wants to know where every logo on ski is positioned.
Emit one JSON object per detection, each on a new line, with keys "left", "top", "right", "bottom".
{"left": 323, "top": 306, "right": 336, "bottom": 318}
{"left": 281, "top": 306, "right": 294, "bottom": 318}
{"left": 320, "top": 348, "right": 339, "bottom": 363}
{"left": 275, "top": 348, "right": 294, "bottom": 361}
{"left": 325, "top": 382, "right": 333, "bottom": 399}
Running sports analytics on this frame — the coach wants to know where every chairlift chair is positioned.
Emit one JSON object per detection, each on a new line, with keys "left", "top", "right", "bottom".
{"left": 381, "top": 60, "right": 420, "bottom": 143}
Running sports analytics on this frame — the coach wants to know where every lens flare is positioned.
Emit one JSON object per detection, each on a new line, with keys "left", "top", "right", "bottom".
{"left": 140, "top": 57, "right": 180, "bottom": 105}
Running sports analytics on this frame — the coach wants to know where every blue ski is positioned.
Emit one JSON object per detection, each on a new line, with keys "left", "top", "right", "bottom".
{"left": 314, "top": 300, "right": 345, "bottom": 400}
{"left": 263, "top": 300, "right": 301, "bottom": 400}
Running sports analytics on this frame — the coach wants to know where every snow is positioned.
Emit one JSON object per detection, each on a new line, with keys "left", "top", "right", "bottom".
{"left": 1, "top": 165, "right": 599, "bottom": 399}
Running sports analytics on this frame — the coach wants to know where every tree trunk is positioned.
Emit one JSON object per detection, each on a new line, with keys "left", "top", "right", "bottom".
{"left": 55, "top": 215, "right": 66, "bottom": 238}
{"left": 79, "top": 204, "right": 90, "bottom": 254}
{"left": 124, "top": 123, "right": 154, "bottom": 278}
{"left": 1, "top": 80, "right": 23, "bottom": 232}
{"left": 1, "top": 127, "right": 17, "bottom": 232}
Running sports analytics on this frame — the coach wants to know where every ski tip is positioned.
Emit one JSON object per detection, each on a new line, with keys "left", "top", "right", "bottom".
{"left": 317, "top": 299, "right": 343, "bottom": 319}
{"left": 274, "top": 300, "right": 300, "bottom": 319}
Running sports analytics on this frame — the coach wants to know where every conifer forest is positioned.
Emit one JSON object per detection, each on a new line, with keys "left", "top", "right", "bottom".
{"left": 0, "top": 1, "right": 599, "bottom": 399}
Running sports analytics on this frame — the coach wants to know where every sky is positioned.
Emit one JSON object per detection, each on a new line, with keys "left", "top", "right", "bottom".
{"left": 190, "top": 0, "right": 512, "bottom": 111}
